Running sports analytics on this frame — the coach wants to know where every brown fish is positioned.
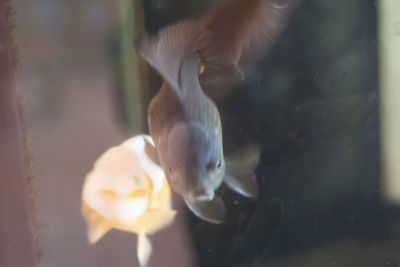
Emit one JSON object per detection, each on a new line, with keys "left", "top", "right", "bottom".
{"left": 198, "top": 0, "right": 299, "bottom": 90}
{"left": 135, "top": 0, "right": 297, "bottom": 223}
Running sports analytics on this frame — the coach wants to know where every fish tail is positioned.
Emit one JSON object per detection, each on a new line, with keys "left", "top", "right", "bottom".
{"left": 135, "top": 20, "right": 211, "bottom": 92}
{"left": 137, "top": 232, "right": 152, "bottom": 267}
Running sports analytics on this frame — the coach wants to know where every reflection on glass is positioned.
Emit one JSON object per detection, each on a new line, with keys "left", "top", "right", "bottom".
{"left": 379, "top": 0, "right": 400, "bottom": 204}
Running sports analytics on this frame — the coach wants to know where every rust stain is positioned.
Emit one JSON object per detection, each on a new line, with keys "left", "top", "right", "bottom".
{"left": 16, "top": 88, "right": 42, "bottom": 262}
{"left": 4, "top": 0, "right": 19, "bottom": 69}
{"left": 4, "top": 0, "right": 42, "bottom": 262}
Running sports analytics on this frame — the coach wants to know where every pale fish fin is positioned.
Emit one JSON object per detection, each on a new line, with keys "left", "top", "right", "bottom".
{"left": 224, "top": 144, "right": 260, "bottom": 197}
{"left": 137, "top": 233, "right": 152, "bottom": 267}
{"left": 87, "top": 221, "right": 112, "bottom": 245}
{"left": 224, "top": 171, "right": 259, "bottom": 198}
{"left": 131, "top": 209, "right": 177, "bottom": 235}
{"left": 225, "top": 144, "right": 261, "bottom": 174}
{"left": 184, "top": 195, "right": 226, "bottom": 224}
{"left": 82, "top": 201, "right": 112, "bottom": 244}
{"left": 135, "top": 20, "right": 212, "bottom": 93}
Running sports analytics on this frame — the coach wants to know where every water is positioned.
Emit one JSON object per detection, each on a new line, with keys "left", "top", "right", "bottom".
{"left": 3, "top": 0, "right": 398, "bottom": 266}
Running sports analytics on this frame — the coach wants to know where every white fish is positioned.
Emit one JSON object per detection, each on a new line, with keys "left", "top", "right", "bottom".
{"left": 81, "top": 135, "right": 176, "bottom": 266}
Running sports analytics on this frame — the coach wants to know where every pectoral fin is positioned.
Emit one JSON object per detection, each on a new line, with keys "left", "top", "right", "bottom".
{"left": 224, "top": 144, "right": 261, "bottom": 197}
{"left": 82, "top": 200, "right": 112, "bottom": 245}
{"left": 87, "top": 220, "right": 112, "bottom": 245}
{"left": 82, "top": 202, "right": 112, "bottom": 244}
{"left": 184, "top": 195, "right": 226, "bottom": 224}
{"left": 224, "top": 171, "right": 259, "bottom": 198}
{"left": 225, "top": 144, "right": 261, "bottom": 173}
{"left": 137, "top": 233, "right": 152, "bottom": 267}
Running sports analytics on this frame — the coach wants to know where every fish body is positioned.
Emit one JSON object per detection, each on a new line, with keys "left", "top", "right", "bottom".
{"left": 137, "top": 21, "right": 227, "bottom": 223}
{"left": 150, "top": 63, "right": 227, "bottom": 223}
{"left": 135, "top": 0, "right": 298, "bottom": 223}
{"left": 81, "top": 135, "right": 176, "bottom": 266}
{"left": 149, "top": 81, "right": 226, "bottom": 223}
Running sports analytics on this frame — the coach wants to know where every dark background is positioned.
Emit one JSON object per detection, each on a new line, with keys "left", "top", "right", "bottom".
{"left": 138, "top": 1, "right": 398, "bottom": 266}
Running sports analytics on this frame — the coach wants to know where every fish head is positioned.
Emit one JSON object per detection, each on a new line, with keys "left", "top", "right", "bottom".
{"left": 165, "top": 122, "right": 225, "bottom": 202}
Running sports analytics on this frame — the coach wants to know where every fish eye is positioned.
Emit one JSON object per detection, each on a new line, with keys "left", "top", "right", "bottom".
{"left": 216, "top": 159, "right": 222, "bottom": 170}
{"left": 206, "top": 159, "right": 223, "bottom": 172}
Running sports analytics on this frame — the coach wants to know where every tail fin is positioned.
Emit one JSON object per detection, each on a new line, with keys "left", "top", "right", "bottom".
{"left": 135, "top": 21, "right": 211, "bottom": 93}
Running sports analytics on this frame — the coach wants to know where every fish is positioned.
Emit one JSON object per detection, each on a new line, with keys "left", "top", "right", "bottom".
{"left": 224, "top": 145, "right": 261, "bottom": 198}
{"left": 135, "top": 0, "right": 297, "bottom": 223}
{"left": 197, "top": 0, "right": 299, "bottom": 93}
{"left": 81, "top": 135, "right": 176, "bottom": 267}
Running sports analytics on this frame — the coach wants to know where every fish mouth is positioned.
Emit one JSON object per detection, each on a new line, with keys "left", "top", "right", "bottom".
{"left": 188, "top": 187, "right": 215, "bottom": 202}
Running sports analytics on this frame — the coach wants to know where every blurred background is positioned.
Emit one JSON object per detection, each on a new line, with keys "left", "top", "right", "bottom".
{"left": 2, "top": 0, "right": 400, "bottom": 266}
